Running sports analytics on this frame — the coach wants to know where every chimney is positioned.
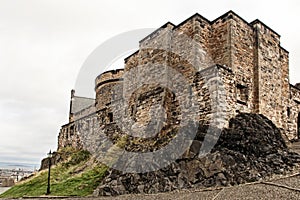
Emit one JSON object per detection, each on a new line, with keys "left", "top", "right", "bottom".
{"left": 69, "top": 89, "right": 75, "bottom": 122}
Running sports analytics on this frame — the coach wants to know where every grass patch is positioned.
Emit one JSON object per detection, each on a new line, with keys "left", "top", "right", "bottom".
{"left": 0, "top": 150, "right": 108, "bottom": 198}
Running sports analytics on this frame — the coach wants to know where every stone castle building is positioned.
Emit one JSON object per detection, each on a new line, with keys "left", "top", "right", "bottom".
{"left": 57, "top": 11, "right": 300, "bottom": 151}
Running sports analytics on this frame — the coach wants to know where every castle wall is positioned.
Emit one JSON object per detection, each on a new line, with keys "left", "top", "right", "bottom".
{"left": 195, "top": 65, "right": 235, "bottom": 128}
{"left": 252, "top": 21, "right": 289, "bottom": 129}
{"left": 229, "top": 15, "right": 255, "bottom": 113}
{"left": 279, "top": 48, "right": 290, "bottom": 132}
{"left": 210, "top": 15, "right": 231, "bottom": 68}
{"left": 57, "top": 11, "right": 299, "bottom": 152}
{"left": 174, "top": 15, "right": 212, "bottom": 71}
{"left": 73, "top": 104, "right": 96, "bottom": 121}
{"left": 69, "top": 96, "right": 95, "bottom": 122}
{"left": 95, "top": 69, "right": 124, "bottom": 110}
{"left": 216, "top": 66, "right": 236, "bottom": 123}
{"left": 288, "top": 86, "right": 300, "bottom": 140}
{"left": 58, "top": 106, "right": 118, "bottom": 151}
{"left": 58, "top": 122, "right": 82, "bottom": 150}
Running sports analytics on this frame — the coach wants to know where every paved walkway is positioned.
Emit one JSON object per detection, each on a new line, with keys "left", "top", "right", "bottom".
{"left": 2, "top": 174, "right": 299, "bottom": 200}
{"left": 0, "top": 187, "right": 11, "bottom": 195}
{"left": 2, "top": 143, "right": 300, "bottom": 200}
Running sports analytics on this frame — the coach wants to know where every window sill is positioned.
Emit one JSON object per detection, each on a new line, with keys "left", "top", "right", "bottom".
{"left": 237, "top": 100, "right": 247, "bottom": 106}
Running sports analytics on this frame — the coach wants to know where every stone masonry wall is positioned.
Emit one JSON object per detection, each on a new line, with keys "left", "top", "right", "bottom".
{"left": 210, "top": 14, "right": 231, "bottom": 68}
{"left": 252, "top": 20, "right": 289, "bottom": 129}
{"left": 58, "top": 122, "right": 82, "bottom": 150}
{"left": 288, "top": 85, "right": 300, "bottom": 139}
{"left": 57, "top": 11, "right": 300, "bottom": 152}
{"left": 279, "top": 48, "right": 290, "bottom": 132}
{"left": 230, "top": 15, "right": 255, "bottom": 113}
{"left": 95, "top": 69, "right": 124, "bottom": 110}
{"left": 73, "top": 104, "right": 96, "bottom": 121}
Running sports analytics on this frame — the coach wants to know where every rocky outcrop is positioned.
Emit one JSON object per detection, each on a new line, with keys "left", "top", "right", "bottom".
{"left": 94, "top": 113, "right": 300, "bottom": 196}
{"left": 39, "top": 149, "right": 78, "bottom": 171}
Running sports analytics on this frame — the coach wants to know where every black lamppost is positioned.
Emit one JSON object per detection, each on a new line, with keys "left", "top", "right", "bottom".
{"left": 46, "top": 150, "right": 53, "bottom": 195}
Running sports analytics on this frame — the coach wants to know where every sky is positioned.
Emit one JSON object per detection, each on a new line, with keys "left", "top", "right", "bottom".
{"left": 0, "top": 0, "right": 300, "bottom": 166}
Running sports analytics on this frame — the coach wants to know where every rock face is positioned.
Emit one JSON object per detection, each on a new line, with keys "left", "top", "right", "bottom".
{"left": 94, "top": 113, "right": 300, "bottom": 196}
{"left": 40, "top": 150, "right": 74, "bottom": 171}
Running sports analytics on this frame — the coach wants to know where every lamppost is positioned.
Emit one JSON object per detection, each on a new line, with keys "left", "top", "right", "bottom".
{"left": 46, "top": 150, "right": 53, "bottom": 195}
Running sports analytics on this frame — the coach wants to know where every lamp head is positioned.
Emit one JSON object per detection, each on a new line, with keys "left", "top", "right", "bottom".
{"left": 47, "top": 150, "right": 53, "bottom": 158}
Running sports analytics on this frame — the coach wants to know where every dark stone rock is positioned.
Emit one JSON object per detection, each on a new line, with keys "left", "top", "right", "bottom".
{"left": 94, "top": 113, "right": 300, "bottom": 196}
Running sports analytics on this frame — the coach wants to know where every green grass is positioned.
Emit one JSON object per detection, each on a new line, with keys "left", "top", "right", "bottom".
{"left": 0, "top": 149, "right": 108, "bottom": 198}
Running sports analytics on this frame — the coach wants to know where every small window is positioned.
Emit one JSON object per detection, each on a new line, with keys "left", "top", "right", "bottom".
{"left": 287, "top": 107, "right": 291, "bottom": 118}
{"left": 131, "top": 104, "right": 137, "bottom": 118}
{"left": 111, "top": 90, "right": 117, "bottom": 100}
{"left": 70, "top": 125, "right": 74, "bottom": 136}
{"left": 108, "top": 112, "right": 113, "bottom": 123}
{"left": 237, "top": 84, "right": 248, "bottom": 105}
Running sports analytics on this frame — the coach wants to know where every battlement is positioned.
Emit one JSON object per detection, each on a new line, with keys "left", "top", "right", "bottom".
{"left": 251, "top": 19, "right": 280, "bottom": 38}
{"left": 139, "top": 22, "right": 175, "bottom": 45}
{"left": 123, "top": 11, "right": 286, "bottom": 73}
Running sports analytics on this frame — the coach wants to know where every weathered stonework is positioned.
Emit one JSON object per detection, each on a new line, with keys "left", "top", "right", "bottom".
{"left": 288, "top": 85, "right": 300, "bottom": 140}
{"left": 57, "top": 10, "right": 300, "bottom": 153}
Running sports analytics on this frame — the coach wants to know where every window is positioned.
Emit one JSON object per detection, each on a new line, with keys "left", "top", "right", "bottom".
{"left": 111, "top": 90, "right": 117, "bottom": 100}
{"left": 108, "top": 112, "right": 113, "bottom": 123}
{"left": 70, "top": 125, "right": 74, "bottom": 136}
{"left": 236, "top": 84, "right": 248, "bottom": 105}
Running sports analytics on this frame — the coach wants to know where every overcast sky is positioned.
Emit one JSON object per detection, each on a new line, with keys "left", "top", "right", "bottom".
{"left": 0, "top": 0, "right": 300, "bottom": 167}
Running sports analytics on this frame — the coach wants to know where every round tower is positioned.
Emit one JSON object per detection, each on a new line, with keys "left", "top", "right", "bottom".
{"left": 95, "top": 69, "right": 124, "bottom": 110}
